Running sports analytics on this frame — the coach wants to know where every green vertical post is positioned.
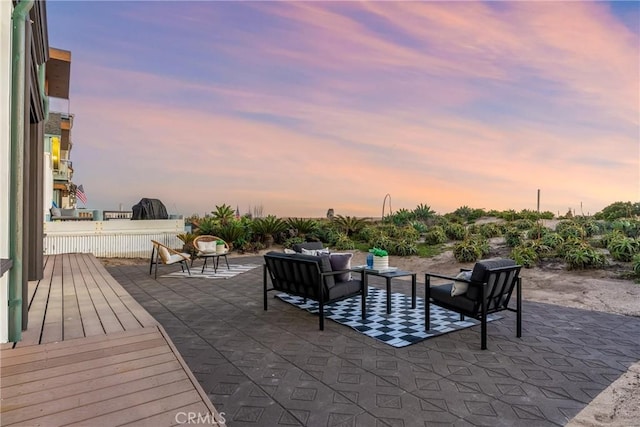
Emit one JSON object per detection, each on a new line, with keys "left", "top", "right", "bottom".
{"left": 8, "top": 0, "right": 35, "bottom": 343}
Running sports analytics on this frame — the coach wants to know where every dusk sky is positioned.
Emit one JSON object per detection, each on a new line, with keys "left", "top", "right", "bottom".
{"left": 46, "top": 1, "right": 639, "bottom": 218}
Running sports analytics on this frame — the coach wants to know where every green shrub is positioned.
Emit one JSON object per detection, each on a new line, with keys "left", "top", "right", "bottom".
{"left": 558, "top": 224, "right": 586, "bottom": 240}
{"left": 563, "top": 242, "right": 606, "bottom": 270}
{"left": 513, "top": 219, "right": 535, "bottom": 230}
{"left": 526, "top": 225, "right": 550, "bottom": 240}
{"left": 445, "top": 223, "right": 467, "bottom": 241}
{"left": 504, "top": 228, "right": 523, "bottom": 247}
{"left": 478, "top": 223, "right": 501, "bottom": 238}
{"left": 368, "top": 234, "right": 393, "bottom": 252}
{"left": 391, "top": 239, "right": 418, "bottom": 256}
{"left": 453, "top": 240, "right": 481, "bottom": 262}
{"left": 633, "top": 254, "right": 640, "bottom": 277}
{"left": 283, "top": 237, "right": 305, "bottom": 249}
{"left": 607, "top": 236, "right": 639, "bottom": 262}
{"left": 410, "top": 221, "right": 428, "bottom": 235}
{"left": 511, "top": 245, "right": 538, "bottom": 268}
{"left": 286, "top": 218, "right": 318, "bottom": 237}
{"left": 334, "top": 233, "right": 356, "bottom": 250}
{"left": 468, "top": 234, "right": 490, "bottom": 256}
{"left": 424, "top": 226, "right": 447, "bottom": 245}
{"left": 541, "top": 232, "right": 564, "bottom": 249}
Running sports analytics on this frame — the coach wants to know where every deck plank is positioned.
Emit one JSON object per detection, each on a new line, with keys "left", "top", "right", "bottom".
{"left": 84, "top": 253, "right": 157, "bottom": 327}
{"left": 79, "top": 254, "right": 144, "bottom": 330}
{"left": 40, "top": 254, "right": 64, "bottom": 343}
{"left": 68, "top": 252, "right": 105, "bottom": 337}
{"left": 63, "top": 253, "right": 85, "bottom": 340}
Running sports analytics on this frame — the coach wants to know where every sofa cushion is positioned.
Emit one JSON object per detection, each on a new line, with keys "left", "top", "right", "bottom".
{"left": 329, "top": 253, "right": 353, "bottom": 282}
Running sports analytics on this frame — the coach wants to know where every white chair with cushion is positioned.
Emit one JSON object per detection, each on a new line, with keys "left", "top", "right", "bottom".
{"left": 149, "top": 240, "right": 191, "bottom": 278}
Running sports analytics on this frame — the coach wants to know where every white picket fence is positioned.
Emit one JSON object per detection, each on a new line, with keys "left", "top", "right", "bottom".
{"left": 43, "top": 219, "right": 185, "bottom": 258}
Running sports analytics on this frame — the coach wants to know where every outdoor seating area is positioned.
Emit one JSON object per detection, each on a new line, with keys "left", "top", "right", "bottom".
{"left": 107, "top": 255, "right": 640, "bottom": 425}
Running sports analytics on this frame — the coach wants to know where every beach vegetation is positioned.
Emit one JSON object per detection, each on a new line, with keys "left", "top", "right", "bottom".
{"left": 511, "top": 245, "right": 539, "bottom": 268}
{"left": 504, "top": 228, "right": 522, "bottom": 247}
{"left": 563, "top": 242, "right": 606, "bottom": 270}
{"left": 283, "top": 237, "right": 305, "bottom": 249}
{"left": 251, "top": 215, "right": 287, "bottom": 247}
{"left": 385, "top": 208, "right": 414, "bottom": 226}
{"left": 607, "top": 236, "right": 639, "bottom": 262}
{"left": 424, "top": 226, "right": 447, "bottom": 245}
{"left": 391, "top": 239, "right": 418, "bottom": 256}
{"left": 445, "top": 223, "right": 467, "bottom": 241}
{"left": 594, "top": 201, "right": 640, "bottom": 221}
{"left": 410, "top": 220, "right": 428, "bottom": 235}
{"left": 453, "top": 239, "right": 481, "bottom": 262}
{"left": 413, "top": 203, "right": 435, "bottom": 221}
{"left": 334, "top": 233, "right": 356, "bottom": 250}
{"left": 211, "top": 203, "right": 235, "bottom": 225}
{"left": 286, "top": 217, "right": 319, "bottom": 238}
{"left": 333, "top": 215, "right": 367, "bottom": 236}
{"left": 217, "top": 222, "right": 247, "bottom": 248}
{"left": 633, "top": 254, "right": 640, "bottom": 277}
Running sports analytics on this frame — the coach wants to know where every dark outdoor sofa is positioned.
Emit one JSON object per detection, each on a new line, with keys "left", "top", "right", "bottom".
{"left": 263, "top": 251, "right": 366, "bottom": 330}
{"left": 425, "top": 258, "right": 522, "bottom": 350}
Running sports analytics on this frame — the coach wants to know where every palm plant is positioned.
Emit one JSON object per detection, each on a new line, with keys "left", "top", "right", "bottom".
{"left": 211, "top": 203, "right": 235, "bottom": 225}
{"left": 251, "top": 215, "right": 287, "bottom": 247}
{"left": 413, "top": 203, "right": 435, "bottom": 221}
{"left": 286, "top": 217, "right": 318, "bottom": 238}
{"left": 332, "top": 215, "right": 367, "bottom": 237}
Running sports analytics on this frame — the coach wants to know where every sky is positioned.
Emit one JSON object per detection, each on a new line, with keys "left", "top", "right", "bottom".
{"left": 46, "top": 0, "right": 640, "bottom": 219}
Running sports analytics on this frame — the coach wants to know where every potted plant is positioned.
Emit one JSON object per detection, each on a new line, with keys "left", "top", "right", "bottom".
{"left": 177, "top": 233, "right": 197, "bottom": 257}
{"left": 216, "top": 239, "right": 227, "bottom": 254}
{"left": 369, "top": 247, "right": 389, "bottom": 270}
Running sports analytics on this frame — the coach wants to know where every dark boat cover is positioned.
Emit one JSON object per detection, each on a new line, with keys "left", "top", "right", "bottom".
{"left": 132, "top": 198, "right": 169, "bottom": 220}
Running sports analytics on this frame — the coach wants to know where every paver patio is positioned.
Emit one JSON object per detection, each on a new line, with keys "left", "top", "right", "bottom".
{"left": 108, "top": 255, "right": 640, "bottom": 427}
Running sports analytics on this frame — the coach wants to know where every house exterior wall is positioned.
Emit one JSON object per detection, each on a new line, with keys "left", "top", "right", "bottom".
{"left": 0, "top": 0, "right": 13, "bottom": 343}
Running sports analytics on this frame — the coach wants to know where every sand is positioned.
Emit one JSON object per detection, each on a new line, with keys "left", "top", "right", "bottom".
{"left": 101, "top": 244, "right": 640, "bottom": 426}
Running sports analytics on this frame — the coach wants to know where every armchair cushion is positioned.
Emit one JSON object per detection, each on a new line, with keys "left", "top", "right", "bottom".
{"left": 451, "top": 271, "right": 472, "bottom": 296}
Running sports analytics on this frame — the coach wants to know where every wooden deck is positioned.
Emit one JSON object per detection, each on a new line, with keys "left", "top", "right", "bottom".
{"left": 0, "top": 253, "right": 225, "bottom": 426}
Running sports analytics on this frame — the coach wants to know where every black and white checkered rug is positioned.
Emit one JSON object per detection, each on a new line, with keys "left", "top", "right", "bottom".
{"left": 162, "top": 264, "right": 260, "bottom": 279}
{"left": 276, "top": 287, "right": 501, "bottom": 347}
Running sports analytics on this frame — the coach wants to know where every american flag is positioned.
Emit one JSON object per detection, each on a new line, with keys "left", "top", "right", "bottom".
{"left": 76, "top": 185, "right": 87, "bottom": 204}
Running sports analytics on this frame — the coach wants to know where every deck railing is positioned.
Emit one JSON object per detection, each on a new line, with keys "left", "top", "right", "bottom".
{"left": 43, "top": 219, "right": 185, "bottom": 258}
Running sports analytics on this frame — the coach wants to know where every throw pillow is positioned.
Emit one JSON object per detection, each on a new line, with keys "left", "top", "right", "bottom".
{"left": 199, "top": 241, "right": 217, "bottom": 254}
{"left": 283, "top": 248, "right": 297, "bottom": 254}
{"left": 301, "top": 247, "right": 331, "bottom": 256}
{"left": 50, "top": 207, "right": 61, "bottom": 217}
{"left": 329, "top": 253, "right": 353, "bottom": 282}
{"left": 451, "top": 271, "right": 472, "bottom": 297}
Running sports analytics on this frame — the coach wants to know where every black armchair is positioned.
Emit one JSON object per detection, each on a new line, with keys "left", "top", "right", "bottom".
{"left": 425, "top": 259, "right": 522, "bottom": 350}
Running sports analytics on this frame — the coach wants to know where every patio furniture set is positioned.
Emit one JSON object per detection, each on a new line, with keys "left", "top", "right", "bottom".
{"left": 264, "top": 242, "right": 522, "bottom": 350}
{"left": 149, "top": 236, "right": 231, "bottom": 279}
